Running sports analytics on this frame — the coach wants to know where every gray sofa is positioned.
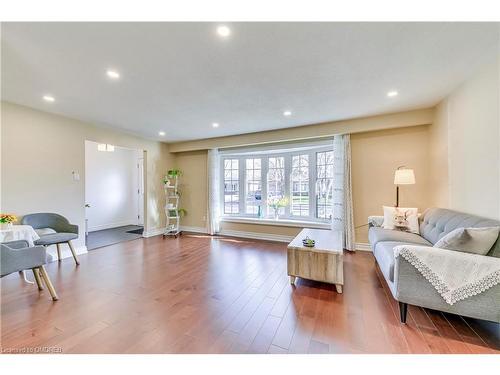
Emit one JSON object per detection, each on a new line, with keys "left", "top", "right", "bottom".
{"left": 369, "top": 208, "right": 500, "bottom": 323}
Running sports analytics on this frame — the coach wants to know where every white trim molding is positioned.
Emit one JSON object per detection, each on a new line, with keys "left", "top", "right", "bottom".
{"left": 142, "top": 227, "right": 165, "bottom": 238}
{"left": 355, "top": 242, "right": 372, "bottom": 252}
{"left": 219, "top": 229, "right": 294, "bottom": 243}
{"left": 180, "top": 225, "right": 208, "bottom": 234}
{"left": 220, "top": 216, "right": 330, "bottom": 229}
{"left": 88, "top": 220, "right": 138, "bottom": 232}
{"left": 144, "top": 226, "right": 209, "bottom": 238}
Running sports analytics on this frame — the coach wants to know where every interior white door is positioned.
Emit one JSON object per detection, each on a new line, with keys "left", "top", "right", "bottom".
{"left": 137, "top": 157, "right": 145, "bottom": 226}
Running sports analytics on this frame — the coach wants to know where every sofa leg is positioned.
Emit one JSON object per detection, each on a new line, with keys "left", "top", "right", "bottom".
{"left": 399, "top": 302, "right": 408, "bottom": 324}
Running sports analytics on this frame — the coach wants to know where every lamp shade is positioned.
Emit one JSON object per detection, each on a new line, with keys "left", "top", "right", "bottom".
{"left": 394, "top": 168, "right": 415, "bottom": 185}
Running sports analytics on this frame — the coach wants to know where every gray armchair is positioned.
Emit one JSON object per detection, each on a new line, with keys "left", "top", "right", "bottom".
{"left": 1, "top": 240, "right": 58, "bottom": 301}
{"left": 22, "top": 213, "right": 80, "bottom": 265}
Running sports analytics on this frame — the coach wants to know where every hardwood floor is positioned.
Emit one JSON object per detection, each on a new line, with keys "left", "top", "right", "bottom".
{"left": 1, "top": 233, "right": 499, "bottom": 354}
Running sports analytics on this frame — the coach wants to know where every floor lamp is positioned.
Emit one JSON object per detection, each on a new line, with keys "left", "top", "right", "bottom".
{"left": 394, "top": 166, "right": 415, "bottom": 207}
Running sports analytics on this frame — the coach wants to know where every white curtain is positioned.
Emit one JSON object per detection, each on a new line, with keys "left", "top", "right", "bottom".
{"left": 332, "top": 134, "right": 355, "bottom": 251}
{"left": 207, "top": 148, "right": 221, "bottom": 235}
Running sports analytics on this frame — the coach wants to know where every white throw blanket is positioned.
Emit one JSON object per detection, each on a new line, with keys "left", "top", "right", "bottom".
{"left": 394, "top": 245, "right": 500, "bottom": 305}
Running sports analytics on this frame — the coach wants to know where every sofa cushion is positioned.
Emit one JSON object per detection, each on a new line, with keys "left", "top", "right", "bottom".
{"left": 420, "top": 208, "right": 500, "bottom": 244}
{"left": 369, "top": 227, "right": 432, "bottom": 249}
{"left": 35, "top": 232, "right": 78, "bottom": 245}
{"left": 434, "top": 227, "right": 500, "bottom": 255}
{"left": 373, "top": 241, "right": 401, "bottom": 282}
{"left": 374, "top": 241, "right": 432, "bottom": 283}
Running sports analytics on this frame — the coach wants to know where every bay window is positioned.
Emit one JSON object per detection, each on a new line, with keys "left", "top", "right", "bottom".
{"left": 245, "top": 158, "right": 262, "bottom": 214}
{"left": 267, "top": 157, "right": 286, "bottom": 216}
{"left": 316, "top": 151, "right": 334, "bottom": 219}
{"left": 221, "top": 142, "right": 333, "bottom": 223}
{"left": 291, "top": 154, "right": 309, "bottom": 217}
{"left": 223, "top": 159, "right": 239, "bottom": 214}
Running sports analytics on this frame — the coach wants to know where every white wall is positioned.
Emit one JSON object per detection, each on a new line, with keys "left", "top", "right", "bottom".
{"left": 431, "top": 52, "right": 500, "bottom": 220}
{"left": 85, "top": 141, "right": 141, "bottom": 231}
{"left": 1, "top": 102, "right": 174, "bottom": 259}
{"left": 449, "top": 59, "right": 500, "bottom": 219}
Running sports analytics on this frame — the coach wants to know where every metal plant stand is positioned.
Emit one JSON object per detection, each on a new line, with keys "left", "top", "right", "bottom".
{"left": 163, "top": 175, "right": 182, "bottom": 238}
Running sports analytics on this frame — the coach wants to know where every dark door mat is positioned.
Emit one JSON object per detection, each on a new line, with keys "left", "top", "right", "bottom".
{"left": 126, "top": 228, "right": 144, "bottom": 235}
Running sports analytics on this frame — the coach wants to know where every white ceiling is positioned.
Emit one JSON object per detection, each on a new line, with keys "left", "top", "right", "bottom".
{"left": 2, "top": 22, "right": 498, "bottom": 142}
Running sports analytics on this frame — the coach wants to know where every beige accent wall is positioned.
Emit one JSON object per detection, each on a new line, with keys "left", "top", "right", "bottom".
{"left": 221, "top": 222, "right": 303, "bottom": 238}
{"left": 429, "top": 100, "right": 450, "bottom": 209}
{"left": 431, "top": 56, "right": 500, "bottom": 220}
{"left": 1, "top": 102, "right": 174, "bottom": 254}
{"left": 351, "top": 126, "right": 431, "bottom": 242}
{"left": 175, "top": 150, "right": 208, "bottom": 229}
{"left": 171, "top": 122, "right": 433, "bottom": 244}
{"left": 169, "top": 108, "right": 434, "bottom": 153}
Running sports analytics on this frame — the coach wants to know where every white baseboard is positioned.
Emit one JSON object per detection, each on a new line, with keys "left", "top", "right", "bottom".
{"left": 142, "top": 227, "right": 165, "bottom": 238}
{"left": 144, "top": 225, "right": 208, "bottom": 238}
{"left": 219, "top": 229, "right": 294, "bottom": 243}
{"left": 355, "top": 242, "right": 372, "bottom": 251}
{"left": 88, "top": 220, "right": 138, "bottom": 232}
{"left": 142, "top": 225, "right": 372, "bottom": 250}
{"left": 180, "top": 225, "right": 208, "bottom": 234}
{"left": 46, "top": 244, "right": 88, "bottom": 262}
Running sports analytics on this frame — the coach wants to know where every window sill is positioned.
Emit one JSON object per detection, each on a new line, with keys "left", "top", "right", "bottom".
{"left": 220, "top": 216, "right": 331, "bottom": 229}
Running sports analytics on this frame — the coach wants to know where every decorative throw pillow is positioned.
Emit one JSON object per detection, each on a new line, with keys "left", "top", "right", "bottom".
{"left": 382, "top": 206, "right": 419, "bottom": 234}
{"left": 433, "top": 227, "right": 500, "bottom": 255}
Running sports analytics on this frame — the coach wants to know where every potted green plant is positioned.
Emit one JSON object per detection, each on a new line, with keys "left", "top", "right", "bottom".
{"left": 167, "top": 208, "right": 187, "bottom": 218}
{"left": 164, "top": 169, "right": 183, "bottom": 185}
{"left": 167, "top": 169, "right": 182, "bottom": 178}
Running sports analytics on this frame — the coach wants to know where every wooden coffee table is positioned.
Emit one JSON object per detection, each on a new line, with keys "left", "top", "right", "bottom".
{"left": 287, "top": 228, "right": 344, "bottom": 293}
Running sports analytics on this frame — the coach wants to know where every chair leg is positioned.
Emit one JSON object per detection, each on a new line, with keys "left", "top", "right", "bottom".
{"left": 38, "top": 266, "right": 58, "bottom": 301}
{"left": 56, "top": 243, "right": 62, "bottom": 261}
{"left": 399, "top": 302, "right": 408, "bottom": 324}
{"left": 67, "top": 241, "right": 80, "bottom": 265}
{"left": 32, "top": 268, "right": 44, "bottom": 290}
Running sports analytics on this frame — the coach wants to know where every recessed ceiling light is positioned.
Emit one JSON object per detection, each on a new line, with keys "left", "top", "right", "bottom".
{"left": 43, "top": 95, "right": 55, "bottom": 102}
{"left": 283, "top": 110, "right": 292, "bottom": 117}
{"left": 387, "top": 90, "right": 398, "bottom": 97}
{"left": 212, "top": 122, "right": 220, "bottom": 128}
{"left": 216, "top": 25, "right": 231, "bottom": 38}
{"left": 158, "top": 131, "right": 166, "bottom": 136}
{"left": 106, "top": 70, "right": 120, "bottom": 79}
